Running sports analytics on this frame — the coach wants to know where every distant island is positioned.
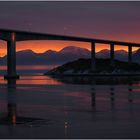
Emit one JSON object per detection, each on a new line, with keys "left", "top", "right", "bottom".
{"left": 44, "top": 58, "right": 140, "bottom": 76}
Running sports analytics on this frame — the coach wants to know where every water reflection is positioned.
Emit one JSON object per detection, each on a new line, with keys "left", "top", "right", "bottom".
{"left": 7, "top": 79, "right": 17, "bottom": 125}
{"left": 91, "top": 81, "right": 96, "bottom": 110}
{"left": 128, "top": 80, "right": 134, "bottom": 120}
{"left": 90, "top": 78, "right": 116, "bottom": 112}
{"left": 5, "top": 76, "right": 137, "bottom": 122}
{"left": 0, "top": 75, "right": 140, "bottom": 138}
{"left": 2, "top": 79, "right": 47, "bottom": 126}
{"left": 128, "top": 80, "right": 133, "bottom": 103}
{"left": 110, "top": 78, "right": 115, "bottom": 110}
{"left": 88, "top": 77, "right": 136, "bottom": 113}
{"left": 50, "top": 75, "right": 140, "bottom": 85}
{"left": 64, "top": 121, "right": 68, "bottom": 138}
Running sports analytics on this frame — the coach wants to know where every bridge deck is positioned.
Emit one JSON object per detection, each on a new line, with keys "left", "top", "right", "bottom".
{"left": 0, "top": 28, "right": 140, "bottom": 47}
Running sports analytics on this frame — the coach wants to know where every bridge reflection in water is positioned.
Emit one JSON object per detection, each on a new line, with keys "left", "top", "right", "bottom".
{"left": 2, "top": 79, "right": 47, "bottom": 126}
{"left": 0, "top": 76, "right": 138, "bottom": 138}
{"left": 90, "top": 78, "right": 134, "bottom": 111}
{"left": 7, "top": 79, "right": 17, "bottom": 125}
{"left": 0, "top": 76, "right": 136, "bottom": 128}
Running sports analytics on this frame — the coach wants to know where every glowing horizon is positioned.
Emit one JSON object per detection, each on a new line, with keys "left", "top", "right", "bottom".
{"left": 0, "top": 40, "right": 139, "bottom": 57}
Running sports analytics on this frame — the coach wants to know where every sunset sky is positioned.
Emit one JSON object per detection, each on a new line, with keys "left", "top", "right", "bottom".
{"left": 0, "top": 1, "right": 140, "bottom": 56}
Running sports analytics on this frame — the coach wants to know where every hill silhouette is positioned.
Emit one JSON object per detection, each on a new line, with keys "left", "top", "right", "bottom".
{"left": 45, "top": 58, "right": 140, "bottom": 76}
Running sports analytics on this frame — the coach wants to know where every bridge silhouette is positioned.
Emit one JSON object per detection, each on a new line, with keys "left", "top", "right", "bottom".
{"left": 0, "top": 28, "right": 140, "bottom": 79}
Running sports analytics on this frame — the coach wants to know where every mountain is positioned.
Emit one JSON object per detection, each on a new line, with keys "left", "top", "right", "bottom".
{"left": 16, "top": 50, "right": 39, "bottom": 65}
{"left": 59, "top": 46, "right": 90, "bottom": 57}
{"left": 0, "top": 46, "right": 140, "bottom": 65}
{"left": 96, "top": 49, "right": 128, "bottom": 61}
{"left": 115, "top": 50, "right": 127, "bottom": 55}
{"left": 0, "top": 49, "right": 38, "bottom": 65}
{"left": 96, "top": 49, "right": 110, "bottom": 58}
{"left": 42, "top": 50, "right": 57, "bottom": 57}
{"left": 16, "top": 49, "right": 36, "bottom": 56}
{"left": 0, "top": 46, "right": 91, "bottom": 65}
{"left": 115, "top": 50, "right": 128, "bottom": 61}
{"left": 133, "top": 49, "right": 140, "bottom": 63}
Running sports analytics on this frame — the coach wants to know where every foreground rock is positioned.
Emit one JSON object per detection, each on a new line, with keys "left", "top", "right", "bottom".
{"left": 44, "top": 58, "right": 140, "bottom": 76}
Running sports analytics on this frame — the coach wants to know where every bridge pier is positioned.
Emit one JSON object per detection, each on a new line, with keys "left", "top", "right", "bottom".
{"left": 128, "top": 45, "right": 132, "bottom": 64}
{"left": 110, "top": 43, "right": 115, "bottom": 68}
{"left": 91, "top": 42, "right": 96, "bottom": 72}
{"left": 4, "top": 32, "right": 19, "bottom": 79}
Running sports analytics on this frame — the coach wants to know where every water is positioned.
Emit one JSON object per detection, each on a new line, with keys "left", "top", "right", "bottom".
{"left": 0, "top": 75, "right": 140, "bottom": 138}
{"left": 0, "top": 65, "right": 57, "bottom": 75}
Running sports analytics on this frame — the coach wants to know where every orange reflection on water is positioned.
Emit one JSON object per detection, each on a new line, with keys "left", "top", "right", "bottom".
{"left": 17, "top": 76, "right": 63, "bottom": 85}
{"left": 0, "top": 65, "right": 58, "bottom": 70}
{"left": 0, "top": 76, "right": 63, "bottom": 85}
{"left": 12, "top": 115, "right": 16, "bottom": 125}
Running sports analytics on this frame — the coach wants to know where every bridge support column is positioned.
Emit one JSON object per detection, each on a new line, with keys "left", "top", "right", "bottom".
{"left": 4, "top": 32, "right": 19, "bottom": 79}
{"left": 128, "top": 45, "right": 132, "bottom": 64}
{"left": 110, "top": 43, "right": 115, "bottom": 68}
{"left": 91, "top": 42, "right": 96, "bottom": 72}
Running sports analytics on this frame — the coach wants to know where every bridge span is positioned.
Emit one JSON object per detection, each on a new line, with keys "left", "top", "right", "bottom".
{"left": 0, "top": 28, "right": 140, "bottom": 79}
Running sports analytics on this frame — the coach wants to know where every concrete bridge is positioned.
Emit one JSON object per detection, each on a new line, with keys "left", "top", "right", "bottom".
{"left": 0, "top": 28, "right": 140, "bottom": 79}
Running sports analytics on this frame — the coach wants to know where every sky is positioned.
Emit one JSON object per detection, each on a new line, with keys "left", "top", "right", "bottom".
{"left": 0, "top": 1, "right": 140, "bottom": 56}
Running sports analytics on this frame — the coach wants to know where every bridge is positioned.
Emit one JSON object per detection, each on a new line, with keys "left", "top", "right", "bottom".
{"left": 0, "top": 28, "right": 140, "bottom": 79}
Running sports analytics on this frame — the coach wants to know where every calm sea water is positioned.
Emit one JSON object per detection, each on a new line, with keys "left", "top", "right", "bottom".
{"left": 0, "top": 65, "right": 57, "bottom": 75}
{"left": 0, "top": 66, "right": 140, "bottom": 138}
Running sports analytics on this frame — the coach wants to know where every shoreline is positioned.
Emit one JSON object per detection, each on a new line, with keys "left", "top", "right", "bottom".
{"left": 45, "top": 73, "right": 140, "bottom": 77}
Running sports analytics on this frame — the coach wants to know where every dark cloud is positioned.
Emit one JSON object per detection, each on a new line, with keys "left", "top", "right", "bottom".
{"left": 0, "top": 1, "right": 140, "bottom": 42}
